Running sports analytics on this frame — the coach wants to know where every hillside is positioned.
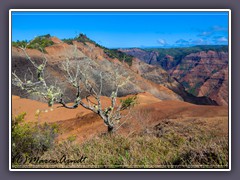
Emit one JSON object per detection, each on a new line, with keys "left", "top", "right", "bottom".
{"left": 120, "top": 46, "right": 229, "bottom": 106}
{"left": 12, "top": 35, "right": 182, "bottom": 103}
{"left": 130, "top": 59, "right": 218, "bottom": 105}
{"left": 12, "top": 93, "right": 228, "bottom": 143}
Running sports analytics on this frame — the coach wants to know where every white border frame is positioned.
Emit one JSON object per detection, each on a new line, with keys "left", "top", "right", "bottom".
{"left": 9, "top": 9, "right": 231, "bottom": 171}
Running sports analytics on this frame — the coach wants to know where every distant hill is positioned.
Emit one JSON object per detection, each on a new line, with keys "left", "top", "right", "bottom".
{"left": 120, "top": 45, "right": 229, "bottom": 106}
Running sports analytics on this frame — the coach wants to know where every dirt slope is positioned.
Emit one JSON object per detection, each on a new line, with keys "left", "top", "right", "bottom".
{"left": 12, "top": 92, "right": 228, "bottom": 143}
{"left": 12, "top": 37, "right": 182, "bottom": 103}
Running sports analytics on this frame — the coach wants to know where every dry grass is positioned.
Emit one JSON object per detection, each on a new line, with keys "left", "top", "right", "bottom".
{"left": 13, "top": 117, "right": 228, "bottom": 169}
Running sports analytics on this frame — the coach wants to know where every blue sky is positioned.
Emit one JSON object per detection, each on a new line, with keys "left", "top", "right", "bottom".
{"left": 11, "top": 11, "right": 229, "bottom": 48}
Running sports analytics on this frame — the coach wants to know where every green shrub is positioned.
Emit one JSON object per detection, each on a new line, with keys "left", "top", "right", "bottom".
{"left": 12, "top": 112, "right": 58, "bottom": 164}
{"left": 103, "top": 49, "right": 133, "bottom": 66}
{"left": 12, "top": 40, "right": 28, "bottom": 48}
{"left": 67, "top": 135, "right": 77, "bottom": 142}
{"left": 12, "top": 34, "right": 54, "bottom": 53}
{"left": 62, "top": 33, "right": 95, "bottom": 45}
{"left": 62, "top": 33, "right": 133, "bottom": 66}
{"left": 120, "top": 95, "right": 137, "bottom": 110}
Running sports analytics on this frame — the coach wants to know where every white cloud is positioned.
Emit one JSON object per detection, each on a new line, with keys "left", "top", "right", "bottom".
{"left": 157, "top": 39, "right": 168, "bottom": 46}
{"left": 198, "top": 31, "right": 212, "bottom": 37}
{"left": 175, "top": 39, "right": 189, "bottom": 44}
{"left": 212, "top": 36, "right": 228, "bottom": 44}
{"left": 191, "top": 38, "right": 204, "bottom": 44}
{"left": 189, "top": 38, "right": 211, "bottom": 45}
{"left": 212, "top": 26, "right": 228, "bottom": 32}
{"left": 215, "top": 36, "right": 228, "bottom": 42}
{"left": 197, "top": 26, "right": 227, "bottom": 38}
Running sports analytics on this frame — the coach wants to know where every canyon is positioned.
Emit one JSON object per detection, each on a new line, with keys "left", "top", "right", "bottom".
{"left": 120, "top": 46, "right": 229, "bottom": 106}
{"left": 11, "top": 35, "right": 229, "bottom": 141}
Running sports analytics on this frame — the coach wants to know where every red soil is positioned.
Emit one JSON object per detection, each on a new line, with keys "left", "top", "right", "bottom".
{"left": 12, "top": 92, "right": 228, "bottom": 143}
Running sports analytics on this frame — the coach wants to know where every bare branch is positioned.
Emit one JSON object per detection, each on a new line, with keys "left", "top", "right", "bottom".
{"left": 99, "top": 72, "right": 103, "bottom": 96}
{"left": 13, "top": 42, "right": 135, "bottom": 133}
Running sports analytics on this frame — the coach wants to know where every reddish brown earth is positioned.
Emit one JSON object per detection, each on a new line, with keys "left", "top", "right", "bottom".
{"left": 12, "top": 92, "right": 228, "bottom": 143}
{"left": 121, "top": 48, "right": 229, "bottom": 106}
{"left": 170, "top": 51, "right": 228, "bottom": 106}
{"left": 12, "top": 38, "right": 182, "bottom": 103}
{"left": 130, "top": 58, "right": 218, "bottom": 105}
{"left": 119, "top": 48, "right": 160, "bottom": 65}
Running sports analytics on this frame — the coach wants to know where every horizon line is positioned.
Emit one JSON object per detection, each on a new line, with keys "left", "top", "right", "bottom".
{"left": 11, "top": 35, "right": 228, "bottom": 49}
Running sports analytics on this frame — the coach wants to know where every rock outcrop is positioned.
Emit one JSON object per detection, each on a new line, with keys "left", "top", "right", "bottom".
{"left": 170, "top": 51, "right": 228, "bottom": 106}
{"left": 121, "top": 47, "right": 229, "bottom": 106}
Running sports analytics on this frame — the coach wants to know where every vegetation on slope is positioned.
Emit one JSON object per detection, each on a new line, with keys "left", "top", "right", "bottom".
{"left": 62, "top": 33, "right": 134, "bottom": 65}
{"left": 143, "top": 45, "right": 228, "bottom": 66}
{"left": 12, "top": 112, "right": 58, "bottom": 163}
{"left": 12, "top": 34, "right": 54, "bottom": 52}
{"left": 18, "top": 132, "right": 227, "bottom": 168}
{"left": 12, "top": 112, "right": 228, "bottom": 169}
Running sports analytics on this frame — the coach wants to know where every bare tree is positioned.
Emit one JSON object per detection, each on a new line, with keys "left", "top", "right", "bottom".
{"left": 12, "top": 44, "right": 136, "bottom": 133}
